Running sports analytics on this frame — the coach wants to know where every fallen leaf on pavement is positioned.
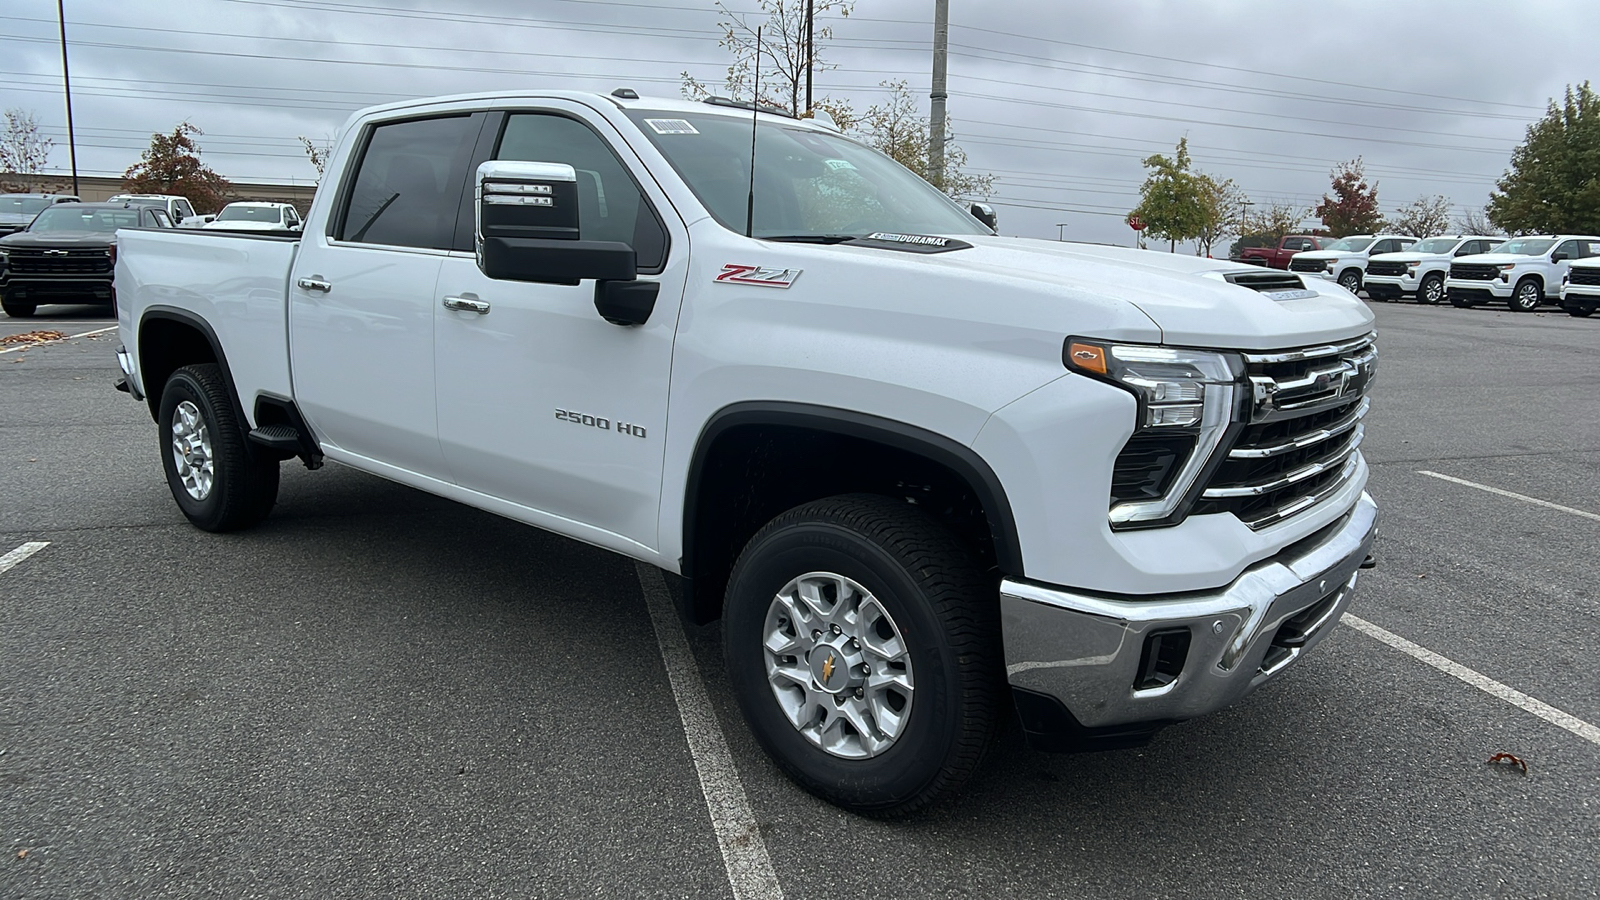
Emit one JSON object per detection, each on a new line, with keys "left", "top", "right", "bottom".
{"left": 0, "top": 331, "right": 69, "bottom": 345}
{"left": 1487, "top": 752, "right": 1528, "bottom": 775}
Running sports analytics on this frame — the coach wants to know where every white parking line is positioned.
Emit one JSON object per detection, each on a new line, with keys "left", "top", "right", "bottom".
{"left": 0, "top": 325, "right": 118, "bottom": 355}
{"left": 1418, "top": 470, "right": 1600, "bottom": 523}
{"left": 1343, "top": 613, "right": 1600, "bottom": 747}
{"left": 634, "top": 562, "right": 784, "bottom": 900}
{"left": 0, "top": 541, "right": 50, "bottom": 575}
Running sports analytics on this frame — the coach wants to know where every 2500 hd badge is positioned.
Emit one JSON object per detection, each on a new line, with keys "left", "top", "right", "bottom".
{"left": 555, "top": 408, "right": 647, "bottom": 438}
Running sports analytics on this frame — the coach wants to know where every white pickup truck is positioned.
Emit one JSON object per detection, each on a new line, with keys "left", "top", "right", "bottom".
{"left": 1363, "top": 235, "right": 1504, "bottom": 304}
{"left": 1446, "top": 234, "right": 1600, "bottom": 311}
{"left": 1562, "top": 258, "right": 1600, "bottom": 317}
{"left": 1287, "top": 234, "right": 1418, "bottom": 295}
{"left": 114, "top": 90, "right": 1378, "bottom": 815}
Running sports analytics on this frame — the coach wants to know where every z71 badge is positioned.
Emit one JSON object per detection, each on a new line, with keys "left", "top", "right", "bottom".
{"left": 715, "top": 264, "right": 801, "bottom": 288}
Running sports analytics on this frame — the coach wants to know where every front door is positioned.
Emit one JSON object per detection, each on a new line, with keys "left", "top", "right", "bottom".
{"left": 434, "top": 107, "right": 687, "bottom": 550}
{"left": 289, "top": 112, "right": 484, "bottom": 481}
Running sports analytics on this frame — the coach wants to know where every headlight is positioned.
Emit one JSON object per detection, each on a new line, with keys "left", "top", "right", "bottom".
{"left": 1325, "top": 260, "right": 1338, "bottom": 271}
{"left": 1497, "top": 263, "right": 1517, "bottom": 271}
{"left": 1065, "top": 338, "right": 1244, "bottom": 528}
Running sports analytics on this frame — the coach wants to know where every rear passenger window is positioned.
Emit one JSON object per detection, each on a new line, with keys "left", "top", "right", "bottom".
{"left": 495, "top": 113, "right": 668, "bottom": 272}
{"left": 338, "top": 115, "right": 480, "bottom": 250}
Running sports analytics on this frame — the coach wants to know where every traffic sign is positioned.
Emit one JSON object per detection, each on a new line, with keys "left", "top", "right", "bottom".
{"left": 1128, "top": 215, "right": 1146, "bottom": 231}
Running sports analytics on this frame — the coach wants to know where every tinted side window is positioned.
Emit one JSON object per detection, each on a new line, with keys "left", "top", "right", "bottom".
{"left": 338, "top": 115, "right": 479, "bottom": 249}
{"left": 175, "top": 200, "right": 194, "bottom": 220}
{"left": 1553, "top": 240, "right": 1578, "bottom": 260}
{"left": 495, "top": 113, "right": 667, "bottom": 271}
{"left": 149, "top": 209, "right": 173, "bottom": 228}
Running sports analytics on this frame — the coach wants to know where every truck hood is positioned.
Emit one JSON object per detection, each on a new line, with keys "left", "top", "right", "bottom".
{"left": 0, "top": 231, "right": 116, "bottom": 249}
{"left": 1370, "top": 250, "right": 1439, "bottom": 263}
{"left": 1453, "top": 252, "right": 1544, "bottom": 265}
{"left": 834, "top": 236, "right": 1375, "bottom": 349}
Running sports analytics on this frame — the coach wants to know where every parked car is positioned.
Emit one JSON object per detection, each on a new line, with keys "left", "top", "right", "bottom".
{"left": 1237, "top": 235, "right": 1335, "bottom": 269}
{"left": 114, "top": 90, "right": 1378, "bottom": 815}
{"left": 1561, "top": 257, "right": 1600, "bottom": 317}
{"left": 1364, "top": 235, "right": 1504, "bottom": 304}
{"left": 0, "top": 202, "right": 173, "bottom": 317}
{"left": 204, "top": 201, "right": 303, "bottom": 232}
{"left": 1288, "top": 234, "right": 1418, "bottom": 294}
{"left": 1446, "top": 235, "right": 1600, "bottom": 311}
{"left": 107, "top": 194, "right": 197, "bottom": 227}
{"left": 0, "top": 193, "right": 80, "bottom": 235}
{"left": 179, "top": 214, "right": 217, "bottom": 229}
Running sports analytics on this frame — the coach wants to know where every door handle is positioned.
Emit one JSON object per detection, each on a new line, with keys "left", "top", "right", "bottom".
{"left": 296, "top": 276, "right": 332, "bottom": 293}
{"left": 442, "top": 295, "right": 491, "bottom": 314}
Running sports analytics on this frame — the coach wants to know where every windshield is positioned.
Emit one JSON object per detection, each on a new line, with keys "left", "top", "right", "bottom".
{"left": 27, "top": 207, "right": 142, "bottom": 233}
{"left": 1324, "top": 237, "right": 1374, "bottom": 252}
{"left": 625, "top": 111, "right": 988, "bottom": 239}
{"left": 1497, "top": 238, "right": 1555, "bottom": 256}
{"left": 216, "top": 205, "right": 282, "bottom": 223}
{"left": 1413, "top": 237, "right": 1459, "bottom": 254}
{"left": 2, "top": 197, "right": 55, "bottom": 216}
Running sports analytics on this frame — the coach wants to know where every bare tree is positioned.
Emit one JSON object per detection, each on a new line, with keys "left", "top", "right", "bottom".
{"left": 1246, "top": 200, "right": 1312, "bottom": 243}
{"left": 1453, "top": 204, "right": 1496, "bottom": 235}
{"left": 0, "top": 109, "right": 55, "bottom": 192}
{"left": 1389, "top": 194, "right": 1454, "bottom": 237}
{"left": 858, "top": 80, "right": 993, "bottom": 200}
{"left": 299, "top": 135, "right": 334, "bottom": 182}
{"left": 681, "top": 0, "right": 854, "bottom": 117}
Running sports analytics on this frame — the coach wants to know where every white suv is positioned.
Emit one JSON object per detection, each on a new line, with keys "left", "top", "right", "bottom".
{"left": 1288, "top": 234, "right": 1418, "bottom": 294}
{"left": 1364, "top": 235, "right": 1504, "bottom": 304}
{"left": 1446, "top": 235, "right": 1600, "bottom": 312}
{"left": 204, "top": 201, "right": 303, "bottom": 232}
{"left": 1562, "top": 258, "right": 1600, "bottom": 317}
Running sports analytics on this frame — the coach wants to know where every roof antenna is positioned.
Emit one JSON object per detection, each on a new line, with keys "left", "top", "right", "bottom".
{"left": 745, "top": 26, "right": 761, "bottom": 238}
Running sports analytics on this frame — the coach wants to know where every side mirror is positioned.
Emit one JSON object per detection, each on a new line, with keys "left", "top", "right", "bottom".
{"left": 968, "top": 201, "right": 998, "bottom": 232}
{"left": 1552, "top": 252, "right": 1570, "bottom": 262}
{"left": 475, "top": 160, "right": 658, "bottom": 326}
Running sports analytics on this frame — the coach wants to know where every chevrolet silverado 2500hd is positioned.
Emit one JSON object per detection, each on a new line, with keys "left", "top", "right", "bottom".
{"left": 114, "top": 91, "right": 1379, "bottom": 815}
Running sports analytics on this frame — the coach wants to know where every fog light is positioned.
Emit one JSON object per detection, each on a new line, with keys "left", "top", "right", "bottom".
{"left": 1135, "top": 628, "right": 1192, "bottom": 691}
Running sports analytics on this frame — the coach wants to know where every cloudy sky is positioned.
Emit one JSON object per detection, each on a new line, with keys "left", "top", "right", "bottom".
{"left": 4, "top": 0, "right": 1597, "bottom": 246}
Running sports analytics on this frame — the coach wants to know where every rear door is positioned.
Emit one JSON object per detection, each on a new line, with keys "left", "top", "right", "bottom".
{"left": 288, "top": 111, "right": 486, "bottom": 481}
{"left": 433, "top": 104, "right": 688, "bottom": 550}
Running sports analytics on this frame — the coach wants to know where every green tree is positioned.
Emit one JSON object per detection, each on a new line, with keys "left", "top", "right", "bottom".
{"left": 1128, "top": 137, "right": 1207, "bottom": 251}
{"left": 1389, "top": 194, "right": 1454, "bottom": 237}
{"left": 1316, "top": 158, "right": 1383, "bottom": 236}
{"left": 122, "top": 122, "right": 232, "bottom": 214}
{"left": 856, "top": 80, "right": 993, "bottom": 200}
{"left": 1487, "top": 82, "right": 1600, "bottom": 235}
{"left": 1194, "top": 174, "right": 1247, "bottom": 258}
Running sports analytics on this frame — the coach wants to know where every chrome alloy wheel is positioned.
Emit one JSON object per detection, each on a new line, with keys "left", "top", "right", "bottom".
{"left": 170, "top": 399, "right": 215, "bottom": 501}
{"left": 762, "top": 572, "right": 914, "bottom": 759}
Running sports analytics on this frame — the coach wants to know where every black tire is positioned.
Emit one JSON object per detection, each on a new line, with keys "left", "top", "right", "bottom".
{"left": 1419, "top": 274, "right": 1446, "bottom": 305}
{"left": 1, "top": 297, "right": 37, "bottom": 318}
{"left": 1568, "top": 303, "right": 1596, "bottom": 318}
{"left": 1338, "top": 269, "right": 1362, "bottom": 294}
{"left": 1448, "top": 290, "right": 1472, "bottom": 308}
{"left": 723, "top": 494, "right": 1002, "bottom": 817}
{"left": 158, "top": 364, "right": 279, "bottom": 532}
{"left": 1510, "top": 278, "right": 1543, "bottom": 312}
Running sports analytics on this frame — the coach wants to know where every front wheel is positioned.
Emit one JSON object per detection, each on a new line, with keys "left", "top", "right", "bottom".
{"left": 1, "top": 297, "right": 36, "bottom": 318}
{"left": 723, "top": 494, "right": 1002, "bottom": 816}
{"left": 1419, "top": 274, "right": 1445, "bottom": 305}
{"left": 1510, "top": 278, "right": 1543, "bottom": 312}
{"left": 158, "top": 364, "right": 280, "bottom": 531}
{"left": 1569, "top": 303, "right": 1596, "bottom": 318}
{"left": 1338, "top": 270, "right": 1362, "bottom": 294}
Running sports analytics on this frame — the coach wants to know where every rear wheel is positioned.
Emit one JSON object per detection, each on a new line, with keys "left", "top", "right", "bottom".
{"left": 723, "top": 494, "right": 1002, "bottom": 816}
{"left": 1, "top": 297, "right": 36, "bottom": 318}
{"left": 1419, "top": 274, "right": 1445, "bottom": 305}
{"left": 1338, "top": 269, "right": 1362, "bottom": 294}
{"left": 158, "top": 364, "right": 280, "bottom": 532}
{"left": 1510, "top": 278, "right": 1543, "bottom": 312}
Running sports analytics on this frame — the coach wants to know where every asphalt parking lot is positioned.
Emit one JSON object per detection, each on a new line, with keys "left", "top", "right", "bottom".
{"left": 3, "top": 299, "right": 1598, "bottom": 899}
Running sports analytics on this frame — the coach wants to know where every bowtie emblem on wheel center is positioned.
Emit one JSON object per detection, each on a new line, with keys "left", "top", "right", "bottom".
{"left": 808, "top": 636, "right": 865, "bottom": 694}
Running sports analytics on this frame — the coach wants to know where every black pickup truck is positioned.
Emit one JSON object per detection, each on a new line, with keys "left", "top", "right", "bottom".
{"left": 0, "top": 202, "right": 173, "bottom": 317}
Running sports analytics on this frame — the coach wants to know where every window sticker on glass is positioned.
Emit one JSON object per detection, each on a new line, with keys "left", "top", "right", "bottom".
{"left": 645, "top": 118, "right": 699, "bottom": 135}
{"left": 824, "top": 159, "right": 857, "bottom": 171}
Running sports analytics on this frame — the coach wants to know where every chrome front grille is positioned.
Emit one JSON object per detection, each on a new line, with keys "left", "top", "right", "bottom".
{"left": 1194, "top": 334, "right": 1376, "bottom": 530}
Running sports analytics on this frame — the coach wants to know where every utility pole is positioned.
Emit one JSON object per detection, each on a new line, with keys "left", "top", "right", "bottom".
{"left": 804, "top": 0, "right": 814, "bottom": 114}
{"left": 57, "top": 0, "right": 79, "bottom": 195}
{"left": 928, "top": 0, "right": 949, "bottom": 191}
{"left": 1055, "top": 222, "right": 1068, "bottom": 241}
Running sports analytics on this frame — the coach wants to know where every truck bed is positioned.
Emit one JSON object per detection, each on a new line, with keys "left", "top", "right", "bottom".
{"left": 116, "top": 228, "right": 301, "bottom": 424}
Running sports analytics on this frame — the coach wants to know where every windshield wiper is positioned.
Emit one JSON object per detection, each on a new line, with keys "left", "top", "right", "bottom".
{"left": 759, "top": 234, "right": 860, "bottom": 245}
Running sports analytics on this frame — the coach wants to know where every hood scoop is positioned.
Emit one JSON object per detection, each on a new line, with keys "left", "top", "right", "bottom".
{"left": 1223, "top": 270, "right": 1318, "bottom": 301}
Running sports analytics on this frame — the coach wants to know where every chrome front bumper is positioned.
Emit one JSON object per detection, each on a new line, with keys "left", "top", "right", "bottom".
{"left": 1001, "top": 492, "right": 1376, "bottom": 731}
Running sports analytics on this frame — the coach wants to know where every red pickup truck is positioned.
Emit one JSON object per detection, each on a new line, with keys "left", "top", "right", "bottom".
{"left": 1239, "top": 235, "right": 1333, "bottom": 269}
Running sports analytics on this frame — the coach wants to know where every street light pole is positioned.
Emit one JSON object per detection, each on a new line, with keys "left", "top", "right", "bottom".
{"left": 928, "top": 0, "right": 949, "bottom": 191}
{"left": 57, "top": 0, "right": 79, "bottom": 196}
{"left": 1055, "top": 222, "right": 1068, "bottom": 241}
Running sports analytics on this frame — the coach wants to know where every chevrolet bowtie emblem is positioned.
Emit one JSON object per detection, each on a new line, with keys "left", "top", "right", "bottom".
{"left": 822, "top": 653, "right": 836, "bottom": 684}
